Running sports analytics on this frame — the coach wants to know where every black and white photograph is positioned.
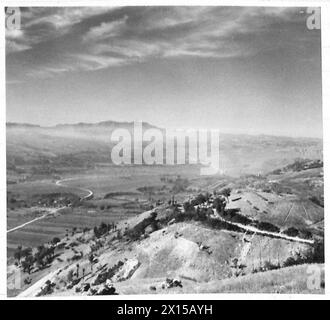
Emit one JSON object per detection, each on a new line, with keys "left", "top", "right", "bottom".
{"left": 4, "top": 2, "right": 327, "bottom": 299}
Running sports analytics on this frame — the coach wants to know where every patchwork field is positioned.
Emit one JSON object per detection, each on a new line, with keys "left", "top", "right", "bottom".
{"left": 7, "top": 164, "right": 201, "bottom": 258}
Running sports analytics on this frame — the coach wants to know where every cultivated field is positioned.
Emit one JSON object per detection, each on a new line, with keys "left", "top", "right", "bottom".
{"left": 7, "top": 164, "right": 201, "bottom": 258}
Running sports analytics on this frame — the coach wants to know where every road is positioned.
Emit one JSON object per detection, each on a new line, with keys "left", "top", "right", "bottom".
{"left": 7, "top": 177, "right": 93, "bottom": 234}
{"left": 7, "top": 213, "right": 48, "bottom": 233}
{"left": 7, "top": 206, "right": 65, "bottom": 234}
{"left": 55, "top": 178, "right": 93, "bottom": 200}
{"left": 212, "top": 209, "right": 314, "bottom": 245}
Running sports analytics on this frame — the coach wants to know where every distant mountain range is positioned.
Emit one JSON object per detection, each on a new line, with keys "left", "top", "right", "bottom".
{"left": 6, "top": 120, "right": 323, "bottom": 176}
{"left": 7, "top": 121, "right": 158, "bottom": 130}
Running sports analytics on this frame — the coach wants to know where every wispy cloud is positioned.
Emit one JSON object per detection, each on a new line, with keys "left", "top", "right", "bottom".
{"left": 6, "top": 7, "right": 117, "bottom": 53}
{"left": 6, "top": 6, "right": 318, "bottom": 81}
{"left": 83, "top": 14, "right": 129, "bottom": 42}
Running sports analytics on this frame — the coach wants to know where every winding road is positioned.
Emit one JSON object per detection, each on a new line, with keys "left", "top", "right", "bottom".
{"left": 55, "top": 178, "right": 93, "bottom": 200}
{"left": 8, "top": 177, "right": 315, "bottom": 246}
{"left": 7, "top": 178, "right": 93, "bottom": 234}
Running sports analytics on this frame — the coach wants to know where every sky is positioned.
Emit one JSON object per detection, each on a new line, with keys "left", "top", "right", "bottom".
{"left": 6, "top": 6, "right": 322, "bottom": 138}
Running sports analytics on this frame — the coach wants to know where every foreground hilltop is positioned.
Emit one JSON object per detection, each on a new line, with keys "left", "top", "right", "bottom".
{"left": 9, "top": 161, "right": 324, "bottom": 296}
{"left": 14, "top": 209, "right": 324, "bottom": 296}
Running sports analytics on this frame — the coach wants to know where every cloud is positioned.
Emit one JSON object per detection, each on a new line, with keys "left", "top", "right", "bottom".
{"left": 6, "top": 6, "right": 318, "bottom": 81}
{"left": 5, "top": 27, "right": 29, "bottom": 53}
{"left": 6, "top": 40, "right": 31, "bottom": 53}
{"left": 5, "top": 7, "right": 117, "bottom": 53}
{"left": 70, "top": 53, "right": 125, "bottom": 70}
{"left": 83, "top": 15, "right": 128, "bottom": 42}
{"left": 78, "top": 6, "right": 310, "bottom": 62}
{"left": 24, "top": 7, "right": 117, "bottom": 30}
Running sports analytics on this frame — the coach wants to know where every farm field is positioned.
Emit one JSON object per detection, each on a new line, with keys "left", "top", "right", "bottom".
{"left": 58, "top": 165, "right": 201, "bottom": 197}
{"left": 7, "top": 206, "right": 134, "bottom": 257}
{"left": 7, "top": 164, "right": 202, "bottom": 258}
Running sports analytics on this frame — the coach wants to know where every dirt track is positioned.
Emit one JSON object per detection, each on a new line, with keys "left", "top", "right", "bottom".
{"left": 212, "top": 209, "right": 314, "bottom": 245}
{"left": 7, "top": 177, "right": 93, "bottom": 234}
{"left": 55, "top": 178, "right": 93, "bottom": 200}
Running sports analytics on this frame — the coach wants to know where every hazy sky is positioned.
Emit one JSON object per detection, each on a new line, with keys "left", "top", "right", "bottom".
{"left": 6, "top": 6, "right": 322, "bottom": 138}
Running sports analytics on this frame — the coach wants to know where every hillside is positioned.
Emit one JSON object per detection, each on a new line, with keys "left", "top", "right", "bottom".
{"left": 11, "top": 214, "right": 324, "bottom": 296}
{"left": 9, "top": 169, "right": 324, "bottom": 297}
{"left": 6, "top": 122, "right": 324, "bottom": 296}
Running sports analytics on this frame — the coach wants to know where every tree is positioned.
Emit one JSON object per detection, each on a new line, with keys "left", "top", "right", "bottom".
{"left": 196, "top": 208, "right": 208, "bottom": 221}
{"left": 219, "top": 187, "right": 231, "bottom": 199}
{"left": 14, "top": 245, "right": 22, "bottom": 263}
{"left": 89, "top": 254, "right": 94, "bottom": 271}
{"left": 34, "top": 245, "right": 55, "bottom": 268}
{"left": 22, "top": 255, "right": 34, "bottom": 274}
{"left": 76, "top": 264, "right": 80, "bottom": 278}
{"left": 183, "top": 201, "right": 195, "bottom": 214}
{"left": 311, "top": 239, "right": 324, "bottom": 263}
{"left": 283, "top": 227, "right": 299, "bottom": 237}
{"left": 21, "top": 247, "right": 32, "bottom": 259}
{"left": 51, "top": 237, "right": 61, "bottom": 245}
{"left": 192, "top": 193, "right": 207, "bottom": 206}
{"left": 213, "top": 197, "right": 226, "bottom": 214}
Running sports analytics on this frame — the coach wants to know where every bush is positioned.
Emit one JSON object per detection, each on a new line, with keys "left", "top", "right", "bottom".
{"left": 310, "top": 239, "right": 324, "bottom": 263}
{"left": 256, "top": 221, "right": 280, "bottom": 233}
{"left": 263, "top": 261, "right": 280, "bottom": 271}
{"left": 225, "top": 209, "right": 251, "bottom": 225}
{"left": 94, "top": 261, "right": 124, "bottom": 285}
{"left": 52, "top": 237, "right": 61, "bottom": 245}
{"left": 34, "top": 245, "right": 55, "bottom": 268}
{"left": 125, "top": 212, "right": 158, "bottom": 240}
{"left": 283, "top": 227, "right": 299, "bottom": 237}
{"left": 298, "top": 229, "right": 313, "bottom": 240}
{"left": 283, "top": 240, "right": 324, "bottom": 268}
{"left": 283, "top": 256, "right": 297, "bottom": 267}
{"left": 309, "top": 196, "right": 324, "bottom": 208}
{"left": 94, "top": 222, "right": 111, "bottom": 238}
{"left": 219, "top": 187, "right": 231, "bottom": 198}
{"left": 14, "top": 246, "right": 22, "bottom": 262}
{"left": 191, "top": 194, "right": 207, "bottom": 206}
{"left": 21, "top": 255, "right": 34, "bottom": 274}
{"left": 36, "top": 280, "right": 56, "bottom": 296}
{"left": 183, "top": 201, "right": 195, "bottom": 214}
{"left": 213, "top": 197, "right": 226, "bottom": 214}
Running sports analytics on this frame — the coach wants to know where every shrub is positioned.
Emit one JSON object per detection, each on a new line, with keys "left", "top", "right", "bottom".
{"left": 256, "top": 221, "right": 280, "bottom": 233}
{"left": 309, "top": 196, "right": 324, "bottom": 208}
{"left": 263, "top": 261, "right": 280, "bottom": 271}
{"left": 21, "top": 255, "right": 34, "bottom": 274}
{"left": 298, "top": 229, "right": 313, "bottom": 240}
{"left": 94, "top": 222, "right": 111, "bottom": 238}
{"left": 183, "top": 201, "right": 195, "bottom": 214}
{"left": 283, "top": 227, "right": 299, "bottom": 237}
{"left": 125, "top": 212, "right": 158, "bottom": 240}
{"left": 219, "top": 187, "right": 231, "bottom": 198}
{"left": 14, "top": 246, "right": 22, "bottom": 262}
{"left": 36, "top": 280, "right": 56, "bottom": 296}
{"left": 52, "top": 237, "right": 61, "bottom": 245}
{"left": 191, "top": 194, "right": 207, "bottom": 206}
{"left": 94, "top": 261, "right": 124, "bottom": 285}
{"left": 213, "top": 197, "right": 226, "bottom": 214}
{"left": 283, "top": 256, "right": 297, "bottom": 267}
